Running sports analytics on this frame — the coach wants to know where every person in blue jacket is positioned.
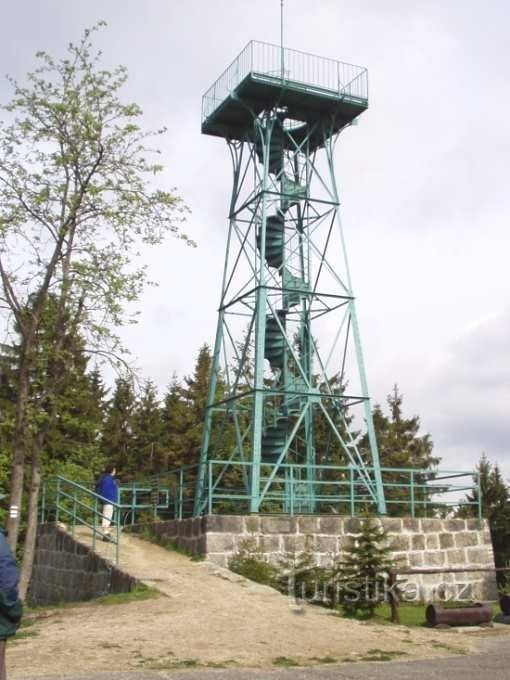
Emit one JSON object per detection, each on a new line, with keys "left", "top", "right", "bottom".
{"left": 0, "top": 524, "right": 22, "bottom": 680}
{"left": 95, "top": 465, "right": 119, "bottom": 541}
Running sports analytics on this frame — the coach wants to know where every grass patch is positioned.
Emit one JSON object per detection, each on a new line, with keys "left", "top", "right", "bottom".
{"left": 338, "top": 602, "right": 483, "bottom": 627}
{"left": 337, "top": 602, "right": 427, "bottom": 627}
{"left": 142, "top": 657, "right": 237, "bottom": 671}
{"left": 310, "top": 655, "right": 337, "bottom": 664}
{"left": 431, "top": 640, "right": 465, "bottom": 653}
{"left": 143, "top": 658, "right": 200, "bottom": 670}
{"left": 11, "top": 629, "right": 39, "bottom": 642}
{"left": 94, "top": 585, "right": 160, "bottom": 606}
{"left": 273, "top": 657, "right": 301, "bottom": 667}
{"left": 337, "top": 601, "right": 500, "bottom": 629}
{"left": 23, "top": 585, "right": 160, "bottom": 619}
{"left": 359, "top": 649, "right": 407, "bottom": 662}
{"left": 174, "top": 659, "right": 199, "bottom": 668}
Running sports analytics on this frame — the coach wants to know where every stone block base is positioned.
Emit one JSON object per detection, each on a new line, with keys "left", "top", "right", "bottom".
{"left": 130, "top": 515, "right": 497, "bottom": 601}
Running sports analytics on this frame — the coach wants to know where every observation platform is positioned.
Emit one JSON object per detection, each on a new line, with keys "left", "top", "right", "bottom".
{"left": 201, "top": 41, "right": 369, "bottom": 150}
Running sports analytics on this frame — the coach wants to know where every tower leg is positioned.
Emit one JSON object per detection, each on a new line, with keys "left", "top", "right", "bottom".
{"left": 249, "top": 118, "right": 273, "bottom": 513}
{"left": 325, "top": 132, "right": 387, "bottom": 515}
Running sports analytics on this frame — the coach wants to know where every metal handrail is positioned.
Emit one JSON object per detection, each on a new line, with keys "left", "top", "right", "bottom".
{"left": 41, "top": 475, "right": 122, "bottom": 564}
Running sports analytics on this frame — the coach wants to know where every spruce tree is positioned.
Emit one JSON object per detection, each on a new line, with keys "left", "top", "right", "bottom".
{"left": 161, "top": 374, "right": 192, "bottom": 470}
{"left": 181, "top": 344, "right": 231, "bottom": 466}
{"left": 131, "top": 379, "right": 165, "bottom": 475}
{"left": 42, "top": 353, "right": 107, "bottom": 477}
{"left": 336, "top": 517, "right": 392, "bottom": 618}
{"left": 362, "top": 385, "right": 439, "bottom": 515}
{"left": 461, "top": 454, "right": 510, "bottom": 582}
{"left": 101, "top": 378, "right": 136, "bottom": 476}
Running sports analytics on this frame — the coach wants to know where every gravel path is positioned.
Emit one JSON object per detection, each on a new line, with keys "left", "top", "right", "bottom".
{"left": 19, "top": 634, "right": 510, "bottom": 680}
{"left": 8, "top": 531, "right": 489, "bottom": 677}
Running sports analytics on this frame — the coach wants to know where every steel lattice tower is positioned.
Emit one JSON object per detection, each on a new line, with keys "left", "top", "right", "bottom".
{"left": 194, "top": 41, "right": 386, "bottom": 516}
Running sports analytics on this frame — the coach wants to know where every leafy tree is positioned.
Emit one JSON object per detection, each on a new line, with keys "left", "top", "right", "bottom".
{"left": 0, "top": 22, "right": 191, "bottom": 559}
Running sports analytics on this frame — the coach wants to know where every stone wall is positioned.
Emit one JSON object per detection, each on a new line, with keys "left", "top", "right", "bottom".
{"left": 130, "top": 515, "right": 497, "bottom": 600}
{"left": 28, "top": 523, "right": 139, "bottom": 606}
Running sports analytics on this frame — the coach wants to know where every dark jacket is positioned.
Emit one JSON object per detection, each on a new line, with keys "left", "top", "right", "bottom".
{"left": 95, "top": 473, "right": 119, "bottom": 504}
{"left": 0, "top": 531, "right": 22, "bottom": 640}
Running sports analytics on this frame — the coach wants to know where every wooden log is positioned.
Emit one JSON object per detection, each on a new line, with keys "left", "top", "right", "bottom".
{"left": 426, "top": 603, "right": 492, "bottom": 627}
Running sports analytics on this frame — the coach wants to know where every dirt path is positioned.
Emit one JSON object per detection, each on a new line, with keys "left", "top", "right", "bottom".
{"left": 9, "top": 532, "right": 480, "bottom": 677}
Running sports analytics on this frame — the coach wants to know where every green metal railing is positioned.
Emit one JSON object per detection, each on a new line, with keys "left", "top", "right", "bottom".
{"left": 192, "top": 461, "right": 481, "bottom": 519}
{"left": 202, "top": 40, "right": 368, "bottom": 121}
{"left": 40, "top": 463, "right": 481, "bottom": 561}
{"left": 40, "top": 476, "right": 122, "bottom": 564}
{"left": 147, "top": 460, "right": 481, "bottom": 520}
{"left": 39, "top": 477, "right": 175, "bottom": 564}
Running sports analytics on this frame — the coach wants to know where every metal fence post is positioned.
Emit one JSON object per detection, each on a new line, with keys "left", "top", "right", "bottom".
{"left": 55, "top": 478, "right": 61, "bottom": 523}
{"left": 72, "top": 490, "right": 77, "bottom": 538}
{"left": 349, "top": 466, "right": 355, "bottom": 516}
{"left": 208, "top": 462, "right": 213, "bottom": 515}
{"left": 477, "top": 471, "right": 483, "bottom": 521}
{"left": 115, "top": 507, "right": 120, "bottom": 565}
{"left": 131, "top": 482, "right": 136, "bottom": 525}
{"left": 410, "top": 470, "right": 415, "bottom": 518}
{"left": 92, "top": 496, "right": 97, "bottom": 552}
{"left": 40, "top": 481, "right": 46, "bottom": 523}
{"left": 179, "top": 468, "right": 184, "bottom": 520}
{"left": 289, "top": 466, "right": 294, "bottom": 516}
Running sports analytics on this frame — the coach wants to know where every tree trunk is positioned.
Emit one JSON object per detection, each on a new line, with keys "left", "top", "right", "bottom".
{"left": 18, "top": 445, "right": 41, "bottom": 601}
{"left": 18, "top": 292, "right": 76, "bottom": 595}
{"left": 6, "top": 355, "right": 31, "bottom": 552}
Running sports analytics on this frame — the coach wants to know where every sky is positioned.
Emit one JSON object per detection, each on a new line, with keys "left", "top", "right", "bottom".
{"left": 0, "top": 0, "right": 508, "bottom": 476}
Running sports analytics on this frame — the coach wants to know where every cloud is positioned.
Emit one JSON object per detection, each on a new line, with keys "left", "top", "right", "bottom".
{"left": 1, "top": 0, "right": 509, "bottom": 477}
{"left": 414, "top": 309, "right": 510, "bottom": 474}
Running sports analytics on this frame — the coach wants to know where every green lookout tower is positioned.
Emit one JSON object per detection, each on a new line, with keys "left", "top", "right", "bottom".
{"left": 194, "top": 40, "right": 387, "bottom": 516}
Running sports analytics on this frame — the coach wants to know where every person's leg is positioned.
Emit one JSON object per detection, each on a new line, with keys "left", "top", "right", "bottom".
{"left": 102, "top": 504, "right": 114, "bottom": 535}
{"left": 0, "top": 639, "right": 7, "bottom": 680}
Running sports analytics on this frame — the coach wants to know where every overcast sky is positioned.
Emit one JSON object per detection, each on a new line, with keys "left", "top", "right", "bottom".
{"left": 1, "top": 0, "right": 508, "bottom": 476}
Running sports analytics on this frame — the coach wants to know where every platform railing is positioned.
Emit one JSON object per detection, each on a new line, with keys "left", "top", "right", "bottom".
{"left": 40, "top": 463, "right": 481, "bottom": 548}
{"left": 144, "top": 461, "right": 481, "bottom": 520}
{"left": 196, "top": 461, "right": 481, "bottom": 519}
{"left": 202, "top": 40, "right": 368, "bottom": 122}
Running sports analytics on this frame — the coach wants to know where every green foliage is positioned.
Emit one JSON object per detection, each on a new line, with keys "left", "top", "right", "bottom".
{"left": 94, "top": 585, "right": 160, "bottom": 606}
{"left": 460, "top": 454, "right": 510, "bottom": 587}
{"left": 0, "top": 344, "right": 16, "bottom": 490}
{"left": 132, "top": 379, "right": 166, "bottom": 474}
{"left": 277, "top": 549, "right": 329, "bottom": 602}
{"left": 333, "top": 517, "right": 394, "bottom": 618}
{"left": 229, "top": 541, "right": 278, "bottom": 587}
{"left": 0, "top": 22, "right": 193, "bottom": 557}
{"left": 101, "top": 378, "right": 137, "bottom": 475}
{"left": 362, "top": 385, "right": 439, "bottom": 515}
{"left": 160, "top": 375, "right": 191, "bottom": 470}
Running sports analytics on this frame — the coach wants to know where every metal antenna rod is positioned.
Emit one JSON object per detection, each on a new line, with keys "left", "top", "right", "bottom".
{"left": 280, "top": 0, "right": 285, "bottom": 80}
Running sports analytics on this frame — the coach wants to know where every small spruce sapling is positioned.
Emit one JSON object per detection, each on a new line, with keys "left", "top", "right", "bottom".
{"left": 335, "top": 517, "right": 394, "bottom": 618}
